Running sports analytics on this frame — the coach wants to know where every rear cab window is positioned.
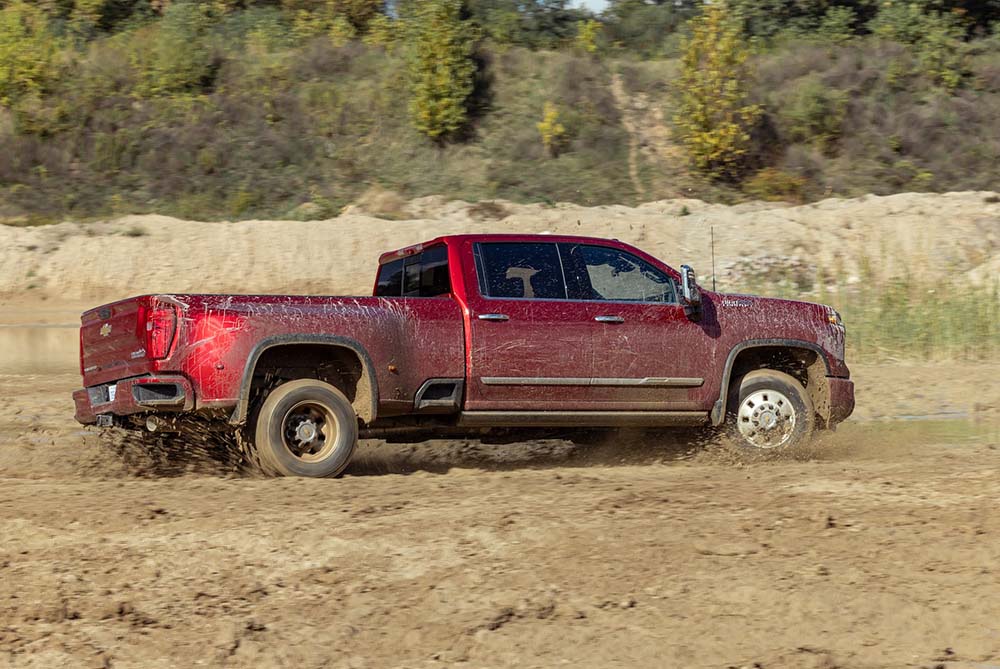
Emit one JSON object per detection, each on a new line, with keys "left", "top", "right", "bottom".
{"left": 375, "top": 244, "right": 451, "bottom": 297}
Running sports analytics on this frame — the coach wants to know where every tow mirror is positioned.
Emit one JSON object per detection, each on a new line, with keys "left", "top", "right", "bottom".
{"left": 680, "top": 264, "right": 702, "bottom": 320}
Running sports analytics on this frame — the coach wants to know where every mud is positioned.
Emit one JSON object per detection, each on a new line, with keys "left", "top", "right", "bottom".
{"left": 1, "top": 373, "right": 999, "bottom": 668}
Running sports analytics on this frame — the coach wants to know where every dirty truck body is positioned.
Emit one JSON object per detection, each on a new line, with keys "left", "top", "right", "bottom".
{"left": 74, "top": 234, "right": 855, "bottom": 477}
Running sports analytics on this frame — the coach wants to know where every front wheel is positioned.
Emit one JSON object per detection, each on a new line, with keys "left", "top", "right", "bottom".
{"left": 252, "top": 379, "right": 359, "bottom": 477}
{"left": 728, "top": 369, "right": 814, "bottom": 452}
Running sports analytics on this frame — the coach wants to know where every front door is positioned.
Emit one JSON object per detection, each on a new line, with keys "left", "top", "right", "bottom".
{"left": 557, "top": 242, "right": 709, "bottom": 411}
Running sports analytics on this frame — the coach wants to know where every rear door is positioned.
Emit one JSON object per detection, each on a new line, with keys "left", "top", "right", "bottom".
{"left": 463, "top": 241, "right": 613, "bottom": 411}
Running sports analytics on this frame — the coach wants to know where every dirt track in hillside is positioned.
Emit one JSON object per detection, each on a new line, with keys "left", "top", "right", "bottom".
{"left": 2, "top": 374, "right": 999, "bottom": 668}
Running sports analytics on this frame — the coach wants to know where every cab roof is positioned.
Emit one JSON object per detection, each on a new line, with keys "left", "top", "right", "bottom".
{"left": 377, "top": 233, "right": 626, "bottom": 265}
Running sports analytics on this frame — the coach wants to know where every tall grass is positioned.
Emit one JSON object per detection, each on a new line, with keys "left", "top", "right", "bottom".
{"left": 750, "top": 271, "right": 1000, "bottom": 363}
{"left": 832, "top": 276, "right": 1000, "bottom": 362}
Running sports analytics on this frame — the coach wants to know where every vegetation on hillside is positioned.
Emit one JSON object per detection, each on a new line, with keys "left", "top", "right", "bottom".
{"left": 0, "top": 0, "right": 999, "bottom": 222}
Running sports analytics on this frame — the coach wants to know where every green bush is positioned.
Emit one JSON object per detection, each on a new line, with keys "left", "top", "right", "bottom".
{"left": 0, "top": 1, "right": 60, "bottom": 106}
{"left": 868, "top": 2, "right": 969, "bottom": 89}
{"left": 742, "top": 167, "right": 808, "bottom": 202}
{"left": 777, "top": 75, "right": 848, "bottom": 150}
{"left": 129, "top": 1, "right": 219, "bottom": 98}
{"left": 752, "top": 39, "right": 1000, "bottom": 198}
{"left": 814, "top": 6, "right": 856, "bottom": 45}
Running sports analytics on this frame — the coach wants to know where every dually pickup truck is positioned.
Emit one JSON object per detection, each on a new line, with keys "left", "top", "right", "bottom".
{"left": 74, "top": 234, "right": 854, "bottom": 477}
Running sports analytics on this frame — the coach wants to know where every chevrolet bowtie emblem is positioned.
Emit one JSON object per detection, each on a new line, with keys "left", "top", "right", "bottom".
{"left": 100, "top": 323, "right": 112, "bottom": 337}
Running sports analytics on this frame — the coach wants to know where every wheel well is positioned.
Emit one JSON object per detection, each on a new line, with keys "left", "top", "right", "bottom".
{"left": 727, "top": 346, "right": 832, "bottom": 426}
{"left": 248, "top": 344, "right": 373, "bottom": 424}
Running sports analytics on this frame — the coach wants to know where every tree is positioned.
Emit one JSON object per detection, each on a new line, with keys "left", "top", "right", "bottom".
{"left": 0, "top": 1, "right": 59, "bottom": 107}
{"left": 406, "top": 0, "right": 477, "bottom": 140}
{"left": 673, "top": 1, "right": 761, "bottom": 179}
{"left": 574, "top": 17, "right": 600, "bottom": 53}
{"left": 725, "top": 0, "right": 877, "bottom": 41}
{"left": 281, "top": 0, "right": 384, "bottom": 33}
{"left": 869, "top": 2, "right": 970, "bottom": 88}
{"left": 604, "top": 0, "right": 693, "bottom": 55}
{"left": 464, "top": 0, "right": 585, "bottom": 48}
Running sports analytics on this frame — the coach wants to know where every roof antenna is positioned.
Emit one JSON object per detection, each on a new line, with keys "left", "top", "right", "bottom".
{"left": 711, "top": 225, "right": 717, "bottom": 292}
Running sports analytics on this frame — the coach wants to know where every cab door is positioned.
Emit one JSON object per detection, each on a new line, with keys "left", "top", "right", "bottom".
{"left": 557, "top": 242, "right": 709, "bottom": 411}
{"left": 463, "top": 241, "right": 614, "bottom": 411}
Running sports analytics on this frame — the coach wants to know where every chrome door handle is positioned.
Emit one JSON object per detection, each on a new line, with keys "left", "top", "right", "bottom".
{"left": 594, "top": 315, "right": 625, "bottom": 324}
{"left": 478, "top": 313, "right": 510, "bottom": 321}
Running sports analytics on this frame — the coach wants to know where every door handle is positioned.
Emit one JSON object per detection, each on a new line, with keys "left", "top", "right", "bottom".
{"left": 594, "top": 315, "right": 625, "bottom": 324}
{"left": 478, "top": 313, "right": 510, "bottom": 321}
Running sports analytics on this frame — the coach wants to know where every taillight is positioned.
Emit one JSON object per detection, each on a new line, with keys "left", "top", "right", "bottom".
{"left": 145, "top": 300, "right": 178, "bottom": 360}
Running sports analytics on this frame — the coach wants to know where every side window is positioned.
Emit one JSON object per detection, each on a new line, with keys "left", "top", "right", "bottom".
{"left": 561, "top": 244, "right": 676, "bottom": 303}
{"left": 415, "top": 244, "right": 450, "bottom": 297}
{"left": 477, "top": 243, "right": 567, "bottom": 299}
{"left": 374, "top": 245, "right": 451, "bottom": 298}
{"left": 375, "top": 258, "right": 404, "bottom": 297}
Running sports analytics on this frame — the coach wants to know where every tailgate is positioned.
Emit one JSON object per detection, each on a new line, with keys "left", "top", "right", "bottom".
{"left": 80, "top": 295, "right": 175, "bottom": 387}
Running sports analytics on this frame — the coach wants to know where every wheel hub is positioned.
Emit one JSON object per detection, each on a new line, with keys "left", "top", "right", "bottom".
{"left": 757, "top": 409, "right": 778, "bottom": 430}
{"left": 281, "top": 401, "right": 337, "bottom": 460}
{"left": 295, "top": 420, "right": 318, "bottom": 444}
{"left": 737, "top": 389, "right": 796, "bottom": 449}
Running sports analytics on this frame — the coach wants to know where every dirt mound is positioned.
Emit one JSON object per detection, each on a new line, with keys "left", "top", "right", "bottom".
{"left": 1, "top": 191, "right": 997, "bottom": 308}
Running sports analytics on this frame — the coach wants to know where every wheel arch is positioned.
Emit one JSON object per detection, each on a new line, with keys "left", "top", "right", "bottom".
{"left": 229, "top": 335, "right": 379, "bottom": 426}
{"left": 710, "top": 339, "right": 832, "bottom": 427}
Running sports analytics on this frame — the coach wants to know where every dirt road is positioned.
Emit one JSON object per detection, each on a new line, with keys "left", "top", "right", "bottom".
{"left": 1, "top": 374, "right": 998, "bottom": 668}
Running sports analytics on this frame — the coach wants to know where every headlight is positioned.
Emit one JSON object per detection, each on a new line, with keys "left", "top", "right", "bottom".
{"left": 826, "top": 307, "right": 844, "bottom": 328}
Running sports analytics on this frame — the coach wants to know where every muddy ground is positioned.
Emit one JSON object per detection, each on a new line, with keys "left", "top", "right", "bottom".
{"left": 1, "top": 372, "right": 999, "bottom": 669}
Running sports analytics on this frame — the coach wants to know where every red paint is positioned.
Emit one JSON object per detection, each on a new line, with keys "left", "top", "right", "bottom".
{"left": 74, "top": 234, "right": 853, "bottom": 428}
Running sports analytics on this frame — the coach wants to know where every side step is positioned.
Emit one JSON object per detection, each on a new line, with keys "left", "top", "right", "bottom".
{"left": 457, "top": 411, "right": 709, "bottom": 428}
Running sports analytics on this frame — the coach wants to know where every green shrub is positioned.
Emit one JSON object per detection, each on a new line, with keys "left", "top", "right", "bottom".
{"left": 130, "top": 1, "right": 219, "bottom": 98}
{"left": 0, "top": 1, "right": 60, "bottom": 106}
{"left": 537, "top": 101, "right": 566, "bottom": 156}
{"left": 778, "top": 75, "right": 848, "bottom": 151}
{"left": 742, "top": 167, "right": 808, "bottom": 202}
{"left": 868, "top": 2, "right": 969, "bottom": 89}
{"left": 814, "top": 6, "right": 856, "bottom": 45}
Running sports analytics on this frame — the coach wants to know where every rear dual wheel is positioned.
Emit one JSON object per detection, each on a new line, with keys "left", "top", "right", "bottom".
{"left": 253, "top": 379, "right": 359, "bottom": 477}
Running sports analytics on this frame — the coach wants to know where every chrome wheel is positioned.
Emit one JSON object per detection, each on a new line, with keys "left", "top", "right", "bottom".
{"left": 737, "top": 389, "right": 796, "bottom": 449}
{"left": 281, "top": 401, "right": 339, "bottom": 462}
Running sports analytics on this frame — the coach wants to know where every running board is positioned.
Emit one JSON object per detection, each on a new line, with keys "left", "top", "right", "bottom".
{"left": 457, "top": 411, "right": 709, "bottom": 428}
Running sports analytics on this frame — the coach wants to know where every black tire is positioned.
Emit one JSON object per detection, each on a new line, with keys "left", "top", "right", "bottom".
{"left": 253, "top": 379, "right": 359, "bottom": 478}
{"left": 727, "top": 369, "right": 814, "bottom": 452}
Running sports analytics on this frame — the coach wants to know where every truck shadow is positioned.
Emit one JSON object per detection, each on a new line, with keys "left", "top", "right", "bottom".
{"left": 344, "top": 430, "right": 717, "bottom": 477}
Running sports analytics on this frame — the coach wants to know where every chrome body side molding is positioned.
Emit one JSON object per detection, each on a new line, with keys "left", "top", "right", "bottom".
{"left": 480, "top": 376, "right": 704, "bottom": 388}
{"left": 458, "top": 411, "right": 709, "bottom": 428}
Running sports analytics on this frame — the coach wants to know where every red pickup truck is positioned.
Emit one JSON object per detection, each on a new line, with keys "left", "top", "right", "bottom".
{"left": 74, "top": 234, "right": 854, "bottom": 477}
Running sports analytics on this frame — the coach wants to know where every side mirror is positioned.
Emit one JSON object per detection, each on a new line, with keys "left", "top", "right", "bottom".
{"left": 680, "top": 264, "right": 702, "bottom": 320}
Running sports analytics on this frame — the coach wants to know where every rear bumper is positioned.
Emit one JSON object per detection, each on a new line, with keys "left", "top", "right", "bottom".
{"left": 73, "top": 375, "right": 195, "bottom": 425}
{"left": 827, "top": 376, "right": 855, "bottom": 425}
